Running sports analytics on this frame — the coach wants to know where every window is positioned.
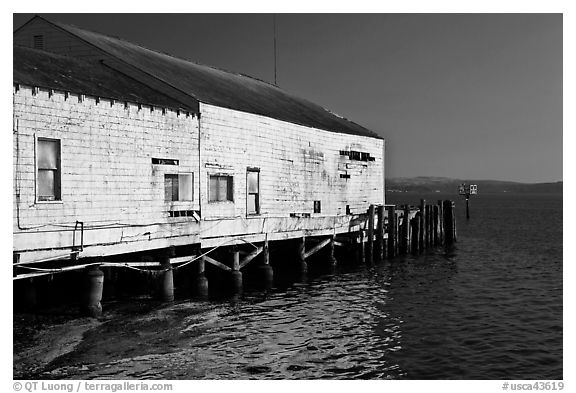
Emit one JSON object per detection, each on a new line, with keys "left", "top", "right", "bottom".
{"left": 209, "top": 175, "right": 233, "bottom": 202}
{"left": 164, "top": 173, "right": 193, "bottom": 201}
{"left": 152, "top": 158, "right": 179, "bottom": 165}
{"left": 37, "top": 138, "right": 61, "bottom": 201}
{"left": 247, "top": 169, "right": 260, "bottom": 215}
{"left": 314, "top": 200, "right": 321, "bottom": 213}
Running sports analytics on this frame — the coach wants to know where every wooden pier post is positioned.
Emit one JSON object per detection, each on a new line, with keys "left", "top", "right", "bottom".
{"left": 386, "top": 206, "right": 396, "bottom": 258}
{"left": 298, "top": 236, "right": 308, "bottom": 273}
{"left": 411, "top": 212, "right": 421, "bottom": 255}
{"left": 158, "top": 256, "right": 174, "bottom": 302}
{"left": 419, "top": 199, "right": 426, "bottom": 251}
{"left": 231, "top": 249, "right": 243, "bottom": 293}
{"left": 437, "top": 200, "right": 444, "bottom": 246}
{"left": 443, "top": 200, "right": 455, "bottom": 246}
{"left": 395, "top": 210, "right": 401, "bottom": 256}
{"left": 453, "top": 201, "right": 458, "bottom": 242}
{"left": 20, "top": 278, "right": 37, "bottom": 311}
{"left": 328, "top": 235, "right": 337, "bottom": 266}
{"left": 359, "top": 230, "right": 366, "bottom": 264}
{"left": 433, "top": 205, "right": 440, "bottom": 247}
{"left": 376, "top": 205, "right": 385, "bottom": 260}
{"left": 81, "top": 265, "right": 104, "bottom": 317}
{"left": 426, "top": 205, "right": 432, "bottom": 248}
{"left": 194, "top": 258, "right": 209, "bottom": 298}
{"left": 259, "top": 238, "right": 274, "bottom": 287}
{"left": 367, "top": 205, "right": 375, "bottom": 264}
{"left": 402, "top": 206, "right": 411, "bottom": 254}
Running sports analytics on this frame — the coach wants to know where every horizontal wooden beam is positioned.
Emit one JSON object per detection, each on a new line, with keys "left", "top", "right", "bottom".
{"left": 239, "top": 247, "right": 263, "bottom": 269}
{"left": 304, "top": 238, "right": 331, "bottom": 260}
{"left": 101, "top": 261, "right": 160, "bottom": 267}
{"left": 202, "top": 255, "right": 232, "bottom": 272}
{"left": 169, "top": 255, "right": 199, "bottom": 265}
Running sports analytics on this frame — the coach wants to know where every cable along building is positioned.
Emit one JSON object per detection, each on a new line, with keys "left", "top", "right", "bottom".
{"left": 13, "top": 16, "right": 385, "bottom": 266}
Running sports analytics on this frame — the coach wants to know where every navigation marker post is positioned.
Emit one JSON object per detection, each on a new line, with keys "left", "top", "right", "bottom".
{"left": 458, "top": 183, "right": 478, "bottom": 219}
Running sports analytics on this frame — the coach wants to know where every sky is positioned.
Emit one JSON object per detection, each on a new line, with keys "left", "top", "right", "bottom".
{"left": 12, "top": 13, "right": 563, "bottom": 183}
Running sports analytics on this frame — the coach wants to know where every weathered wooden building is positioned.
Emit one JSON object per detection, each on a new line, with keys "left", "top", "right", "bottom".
{"left": 13, "top": 16, "right": 385, "bottom": 267}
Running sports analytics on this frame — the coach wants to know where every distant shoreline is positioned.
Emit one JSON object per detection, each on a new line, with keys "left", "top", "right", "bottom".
{"left": 385, "top": 177, "right": 562, "bottom": 195}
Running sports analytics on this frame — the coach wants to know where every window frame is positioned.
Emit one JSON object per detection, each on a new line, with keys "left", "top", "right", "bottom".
{"left": 208, "top": 174, "right": 234, "bottom": 203}
{"left": 35, "top": 137, "right": 62, "bottom": 203}
{"left": 164, "top": 173, "right": 194, "bottom": 202}
{"left": 246, "top": 167, "right": 260, "bottom": 216}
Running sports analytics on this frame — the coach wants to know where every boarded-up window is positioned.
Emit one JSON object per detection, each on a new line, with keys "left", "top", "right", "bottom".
{"left": 247, "top": 169, "right": 260, "bottom": 215}
{"left": 209, "top": 175, "right": 233, "bottom": 202}
{"left": 37, "top": 138, "right": 61, "bottom": 201}
{"left": 165, "top": 173, "right": 193, "bottom": 201}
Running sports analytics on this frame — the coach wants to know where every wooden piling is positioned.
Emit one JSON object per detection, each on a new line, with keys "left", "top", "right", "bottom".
{"left": 21, "top": 279, "right": 37, "bottom": 311}
{"left": 453, "top": 201, "right": 458, "bottom": 242}
{"left": 194, "top": 258, "right": 208, "bottom": 298}
{"left": 426, "top": 205, "right": 433, "bottom": 248}
{"left": 328, "top": 235, "right": 337, "bottom": 266}
{"left": 443, "top": 200, "right": 454, "bottom": 246}
{"left": 433, "top": 205, "right": 440, "bottom": 247}
{"left": 298, "top": 236, "right": 308, "bottom": 273}
{"left": 367, "top": 205, "right": 375, "bottom": 263}
{"left": 395, "top": 210, "right": 401, "bottom": 256}
{"left": 158, "top": 256, "right": 174, "bottom": 302}
{"left": 429, "top": 205, "right": 435, "bottom": 247}
{"left": 402, "top": 206, "right": 411, "bottom": 254}
{"left": 419, "top": 199, "right": 426, "bottom": 251}
{"left": 411, "top": 212, "right": 420, "bottom": 255}
{"left": 437, "top": 200, "right": 444, "bottom": 245}
{"left": 81, "top": 266, "right": 104, "bottom": 317}
{"left": 376, "top": 205, "right": 385, "bottom": 260}
{"left": 359, "top": 230, "right": 366, "bottom": 264}
{"left": 231, "top": 249, "right": 242, "bottom": 293}
{"left": 259, "top": 238, "right": 274, "bottom": 288}
{"left": 260, "top": 265, "right": 273, "bottom": 288}
{"left": 386, "top": 206, "right": 396, "bottom": 258}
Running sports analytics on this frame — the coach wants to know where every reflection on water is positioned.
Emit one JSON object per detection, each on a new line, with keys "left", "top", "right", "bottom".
{"left": 15, "top": 194, "right": 562, "bottom": 380}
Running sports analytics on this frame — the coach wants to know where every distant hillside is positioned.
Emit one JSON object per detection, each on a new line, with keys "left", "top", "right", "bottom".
{"left": 386, "top": 177, "right": 563, "bottom": 194}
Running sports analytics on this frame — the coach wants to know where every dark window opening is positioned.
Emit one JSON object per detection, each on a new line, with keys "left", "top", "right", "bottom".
{"left": 346, "top": 205, "right": 351, "bottom": 215}
{"left": 169, "top": 210, "right": 195, "bottom": 218}
{"left": 37, "top": 138, "right": 61, "bottom": 201}
{"left": 340, "top": 173, "right": 350, "bottom": 179}
{"left": 33, "top": 35, "right": 44, "bottom": 50}
{"left": 314, "top": 200, "right": 321, "bottom": 213}
{"left": 152, "top": 158, "right": 179, "bottom": 165}
{"left": 349, "top": 151, "right": 361, "bottom": 160}
{"left": 247, "top": 169, "right": 260, "bottom": 215}
{"left": 209, "top": 175, "right": 233, "bottom": 202}
{"left": 341, "top": 150, "right": 373, "bottom": 162}
{"left": 164, "top": 173, "right": 193, "bottom": 201}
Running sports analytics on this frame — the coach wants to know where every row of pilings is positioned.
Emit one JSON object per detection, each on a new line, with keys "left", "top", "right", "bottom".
{"left": 370, "top": 199, "right": 457, "bottom": 262}
{"left": 14, "top": 200, "right": 457, "bottom": 318}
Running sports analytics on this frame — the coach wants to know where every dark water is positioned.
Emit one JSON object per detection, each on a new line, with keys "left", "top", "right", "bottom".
{"left": 15, "top": 193, "right": 562, "bottom": 380}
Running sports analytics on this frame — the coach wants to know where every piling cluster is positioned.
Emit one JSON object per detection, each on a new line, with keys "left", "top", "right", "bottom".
{"left": 363, "top": 199, "right": 457, "bottom": 263}
{"left": 15, "top": 199, "right": 457, "bottom": 318}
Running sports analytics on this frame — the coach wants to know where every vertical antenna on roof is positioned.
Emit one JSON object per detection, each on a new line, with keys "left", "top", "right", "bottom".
{"left": 273, "top": 14, "right": 278, "bottom": 86}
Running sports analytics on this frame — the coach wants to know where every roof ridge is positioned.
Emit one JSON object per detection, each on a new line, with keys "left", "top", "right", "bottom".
{"left": 21, "top": 15, "right": 381, "bottom": 139}
{"left": 47, "top": 17, "right": 282, "bottom": 89}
